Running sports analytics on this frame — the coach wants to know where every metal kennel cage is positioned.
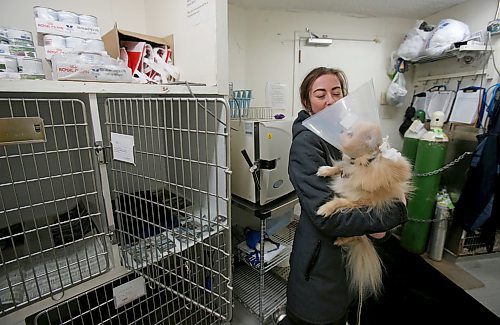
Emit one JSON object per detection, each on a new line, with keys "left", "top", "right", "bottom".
{"left": 0, "top": 97, "right": 111, "bottom": 316}
{"left": 102, "top": 96, "right": 232, "bottom": 324}
{"left": 0, "top": 93, "right": 232, "bottom": 325}
{"left": 31, "top": 232, "right": 230, "bottom": 325}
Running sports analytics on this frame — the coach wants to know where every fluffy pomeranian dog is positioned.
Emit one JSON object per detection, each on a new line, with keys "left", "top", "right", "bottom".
{"left": 316, "top": 120, "right": 412, "bottom": 300}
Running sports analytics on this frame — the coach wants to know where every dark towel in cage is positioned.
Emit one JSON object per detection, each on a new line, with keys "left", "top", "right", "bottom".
{"left": 50, "top": 201, "right": 94, "bottom": 246}
{"left": 113, "top": 189, "right": 190, "bottom": 244}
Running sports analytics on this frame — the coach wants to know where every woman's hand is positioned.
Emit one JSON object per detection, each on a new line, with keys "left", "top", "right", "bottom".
{"left": 368, "top": 232, "right": 386, "bottom": 239}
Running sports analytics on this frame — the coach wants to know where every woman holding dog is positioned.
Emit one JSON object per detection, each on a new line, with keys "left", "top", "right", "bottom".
{"left": 280, "top": 67, "right": 407, "bottom": 325}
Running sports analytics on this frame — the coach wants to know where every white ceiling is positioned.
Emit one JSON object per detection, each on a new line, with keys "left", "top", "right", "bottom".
{"left": 227, "top": 0, "right": 469, "bottom": 19}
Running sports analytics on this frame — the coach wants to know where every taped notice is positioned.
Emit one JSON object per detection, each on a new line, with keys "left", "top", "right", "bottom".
{"left": 113, "top": 277, "right": 146, "bottom": 308}
{"left": 111, "top": 132, "right": 135, "bottom": 164}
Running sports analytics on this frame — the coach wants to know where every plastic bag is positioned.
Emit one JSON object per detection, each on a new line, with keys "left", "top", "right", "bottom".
{"left": 386, "top": 72, "right": 407, "bottom": 107}
{"left": 424, "top": 19, "right": 470, "bottom": 56}
{"left": 397, "top": 20, "right": 433, "bottom": 60}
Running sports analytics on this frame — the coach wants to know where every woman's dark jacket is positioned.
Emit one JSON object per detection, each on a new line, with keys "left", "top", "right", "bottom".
{"left": 286, "top": 110, "right": 408, "bottom": 324}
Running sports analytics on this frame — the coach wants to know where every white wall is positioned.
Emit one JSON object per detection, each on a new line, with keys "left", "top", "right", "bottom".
{"left": 145, "top": 0, "right": 228, "bottom": 90}
{"left": 228, "top": 5, "right": 416, "bottom": 149}
{"left": 228, "top": 1, "right": 499, "bottom": 150}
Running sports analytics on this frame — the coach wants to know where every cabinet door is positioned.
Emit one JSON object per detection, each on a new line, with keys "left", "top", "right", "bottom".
{"left": 102, "top": 96, "right": 232, "bottom": 324}
{"left": 0, "top": 96, "right": 111, "bottom": 316}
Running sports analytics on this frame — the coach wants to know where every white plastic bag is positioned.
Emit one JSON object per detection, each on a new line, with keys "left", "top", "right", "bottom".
{"left": 386, "top": 72, "right": 407, "bottom": 107}
{"left": 397, "top": 20, "right": 433, "bottom": 60}
{"left": 424, "top": 19, "right": 470, "bottom": 56}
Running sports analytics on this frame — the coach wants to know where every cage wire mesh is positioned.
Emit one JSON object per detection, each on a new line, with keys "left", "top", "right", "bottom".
{"left": 458, "top": 229, "right": 500, "bottom": 256}
{"left": 103, "top": 96, "right": 231, "bottom": 324}
{"left": 32, "top": 233, "right": 230, "bottom": 325}
{"left": 0, "top": 98, "right": 110, "bottom": 316}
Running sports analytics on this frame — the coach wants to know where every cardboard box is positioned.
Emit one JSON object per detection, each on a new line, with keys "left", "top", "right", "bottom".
{"left": 102, "top": 24, "right": 174, "bottom": 62}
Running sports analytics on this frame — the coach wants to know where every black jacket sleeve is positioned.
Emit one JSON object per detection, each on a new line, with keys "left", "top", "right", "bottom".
{"left": 288, "top": 130, "right": 407, "bottom": 238}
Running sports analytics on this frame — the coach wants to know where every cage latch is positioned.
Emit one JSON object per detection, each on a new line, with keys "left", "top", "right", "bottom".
{"left": 94, "top": 141, "right": 108, "bottom": 164}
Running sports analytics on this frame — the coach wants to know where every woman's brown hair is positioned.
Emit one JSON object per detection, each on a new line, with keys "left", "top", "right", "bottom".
{"left": 299, "top": 67, "right": 348, "bottom": 112}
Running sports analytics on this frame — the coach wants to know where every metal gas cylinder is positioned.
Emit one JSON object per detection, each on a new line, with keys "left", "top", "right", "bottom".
{"left": 401, "top": 111, "right": 449, "bottom": 254}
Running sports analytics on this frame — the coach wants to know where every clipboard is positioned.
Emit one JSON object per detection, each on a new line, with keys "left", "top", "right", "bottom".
{"left": 448, "top": 87, "right": 484, "bottom": 124}
{"left": 425, "top": 90, "right": 455, "bottom": 120}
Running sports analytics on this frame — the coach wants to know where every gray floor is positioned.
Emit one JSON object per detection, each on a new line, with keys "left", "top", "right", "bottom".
{"left": 456, "top": 252, "right": 500, "bottom": 317}
{"left": 231, "top": 253, "right": 500, "bottom": 324}
{"left": 231, "top": 300, "right": 260, "bottom": 325}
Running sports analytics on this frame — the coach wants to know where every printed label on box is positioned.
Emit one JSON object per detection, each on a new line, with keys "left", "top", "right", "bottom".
{"left": 35, "top": 18, "right": 101, "bottom": 39}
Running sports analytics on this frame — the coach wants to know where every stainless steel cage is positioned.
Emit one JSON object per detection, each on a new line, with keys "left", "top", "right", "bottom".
{"left": 0, "top": 98, "right": 110, "bottom": 315}
{"left": 103, "top": 96, "right": 232, "bottom": 323}
{"left": 0, "top": 94, "right": 232, "bottom": 325}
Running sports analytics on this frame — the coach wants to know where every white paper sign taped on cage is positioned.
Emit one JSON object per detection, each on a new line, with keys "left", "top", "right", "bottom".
{"left": 111, "top": 132, "right": 135, "bottom": 165}
{"left": 113, "top": 276, "right": 146, "bottom": 309}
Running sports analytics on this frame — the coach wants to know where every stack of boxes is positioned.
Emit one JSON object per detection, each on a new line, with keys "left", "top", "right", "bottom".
{"left": 34, "top": 7, "right": 105, "bottom": 60}
{"left": 0, "top": 27, "right": 45, "bottom": 80}
{"left": 33, "top": 6, "right": 132, "bottom": 82}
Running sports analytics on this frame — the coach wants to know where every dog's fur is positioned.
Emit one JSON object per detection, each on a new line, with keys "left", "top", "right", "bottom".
{"left": 316, "top": 120, "right": 412, "bottom": 299}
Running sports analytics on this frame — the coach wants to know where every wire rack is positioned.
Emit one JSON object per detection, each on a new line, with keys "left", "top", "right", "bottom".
{"left": 233, "top": 220, "right": 297, "bottom": 324}
{"left": 0, "top": 98, "right": 110, "bottom": 316}
{"left": 103, "top": 96, "right": 232, "bottom": 324}
{"left": 233, "top": 264, "right": 287, "bottom": 322}
{"left": 230, "top": 106, "right": 284, "bottom": 120}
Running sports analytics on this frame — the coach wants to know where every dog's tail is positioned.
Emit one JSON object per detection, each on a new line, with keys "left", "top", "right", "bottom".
{"left": 342, "top": 235, "right": 383, "bottom": 299}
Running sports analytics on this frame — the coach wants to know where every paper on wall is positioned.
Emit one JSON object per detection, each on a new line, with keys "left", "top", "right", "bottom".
{"left": 266, "top": 82, "right": 287, "bottom": 109}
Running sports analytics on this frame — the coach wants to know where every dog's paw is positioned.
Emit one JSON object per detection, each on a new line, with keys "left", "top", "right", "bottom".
{"left": 317, "top": 166, "right": 342, "bottom": 177}
{"left": 318, "top": 198, "right": 354, "bottom": 217}
{"left": 317, "top": 199, "right": 342, "bottom": 217}
{"left": 317, "top": 203, "right": 334, "bottom": 217}
{"left": 316, "top": 166, "right": 331, "bottom": 177}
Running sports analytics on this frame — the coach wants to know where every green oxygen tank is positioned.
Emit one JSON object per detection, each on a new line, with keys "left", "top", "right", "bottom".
{"left": 401, "top": 119, "right": 426, "bottom": 166}
{"left": 401, "top": 111, "right": 449, "bottom": 254}
{"left": 401, "top": 109, "right": 427, "bottom": 166}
